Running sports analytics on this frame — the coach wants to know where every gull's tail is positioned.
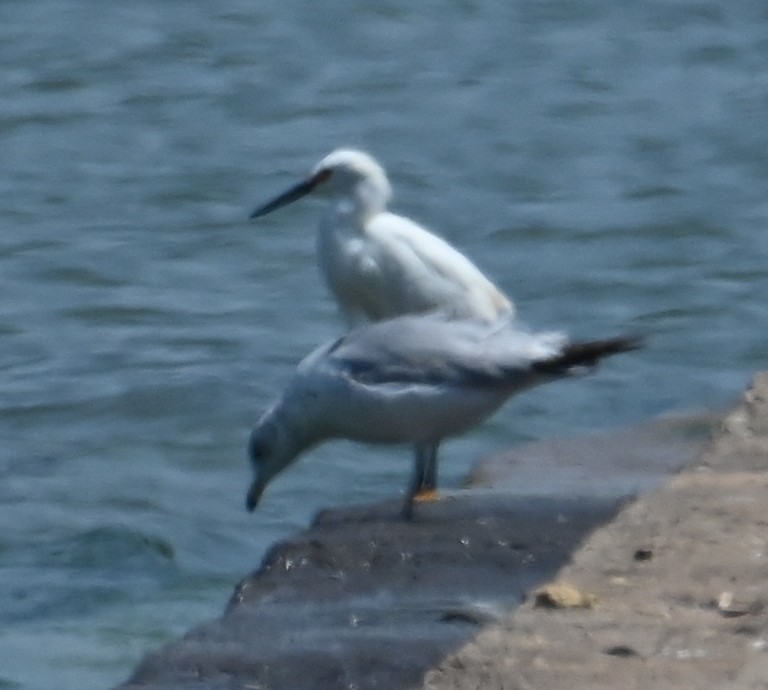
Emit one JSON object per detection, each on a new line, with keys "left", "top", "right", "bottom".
{"left": 532, "top": 335, "right": 643, "bottom": 376}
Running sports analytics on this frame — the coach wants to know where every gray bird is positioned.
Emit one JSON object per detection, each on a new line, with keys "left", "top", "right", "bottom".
{"left": 246, "top": 313, "right": 640, "bottom": 520}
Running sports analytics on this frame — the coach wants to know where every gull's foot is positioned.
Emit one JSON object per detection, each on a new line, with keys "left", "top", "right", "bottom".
{"left": 413, "top": 488, "right": 439, "bottom": 503}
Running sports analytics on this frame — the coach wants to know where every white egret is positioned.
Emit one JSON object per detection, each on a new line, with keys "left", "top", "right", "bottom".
{"left": 250, "top": 149, "right": 514, "bottom": 326}
{"left": 245, "top": 313, "right": 640, "bottom": 520}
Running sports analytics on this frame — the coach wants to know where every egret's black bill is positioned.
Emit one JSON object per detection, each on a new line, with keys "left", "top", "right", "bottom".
{"left": 249, "top": 168, "right": 331, "bottom": 219}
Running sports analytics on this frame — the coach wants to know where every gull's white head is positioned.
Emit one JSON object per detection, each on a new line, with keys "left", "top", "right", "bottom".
{"left": 245, "top": 404, "right": 313, "bottom": 512}
{"left": 250, "top": 148, "right": 392, "bottom": 220}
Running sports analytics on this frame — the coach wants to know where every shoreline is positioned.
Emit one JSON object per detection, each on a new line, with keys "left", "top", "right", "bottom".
{"left": 117, "top": 377, "right": 768, "bottom": 690}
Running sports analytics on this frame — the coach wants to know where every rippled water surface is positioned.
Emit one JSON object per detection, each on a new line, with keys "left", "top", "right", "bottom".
{"left": 2, "top": 1, "right": 768, "bottom": 687}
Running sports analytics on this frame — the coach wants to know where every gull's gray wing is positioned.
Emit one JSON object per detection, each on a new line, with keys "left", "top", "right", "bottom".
{"left": 322, "top": 314, "right": 567, "bottom": 387}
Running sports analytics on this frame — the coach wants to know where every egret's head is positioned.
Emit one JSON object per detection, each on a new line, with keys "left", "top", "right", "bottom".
{"left": 312, "top": 149, "right": 391, "bottom": 210}
{"left": 245, "top": 412, "right": 301, "bottom": 512}
{"left": 250, "top": 148, "right": 391, "bottom": 219}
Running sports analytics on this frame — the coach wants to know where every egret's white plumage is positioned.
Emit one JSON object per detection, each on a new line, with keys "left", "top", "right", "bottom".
{"left": 245, "top": 313, "right": 640, "bottom": 519}
{"left": 251, "top": 149, "right": 513, "bottom": 326}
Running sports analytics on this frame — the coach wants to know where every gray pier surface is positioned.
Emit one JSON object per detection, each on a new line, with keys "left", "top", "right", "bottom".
{"left": 118, "top": 382, "right": 756, "bottom": 690}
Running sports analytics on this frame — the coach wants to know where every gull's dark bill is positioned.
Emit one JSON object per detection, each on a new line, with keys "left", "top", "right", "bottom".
{"left": 245, "top": 476, "right": 266, "bottom": 512}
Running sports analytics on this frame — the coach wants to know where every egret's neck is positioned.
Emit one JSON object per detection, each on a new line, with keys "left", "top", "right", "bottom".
{"left": 323, "top": 174, "right": 390, "bottom": 229}
{"left": 325, "top": 195, "right": 380, "bottom": 231}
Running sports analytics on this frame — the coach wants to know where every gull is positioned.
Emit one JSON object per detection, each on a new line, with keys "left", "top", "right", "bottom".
{"left": 250, "top": 149, "right": 513, "bottom": 326}
{"left": 245, "top": 313, "right": 640, "bottom": 520}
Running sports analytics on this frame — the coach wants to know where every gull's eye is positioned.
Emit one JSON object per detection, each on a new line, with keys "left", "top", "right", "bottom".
{"left": 248, "top": 434, "right": 270, "bottom": 463}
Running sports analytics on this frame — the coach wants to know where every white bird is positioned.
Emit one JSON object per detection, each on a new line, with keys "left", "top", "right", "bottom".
{"left": 250, "top": 149, "right": 513, "bottom": 326}
{"left": 245, "top": 313, "right": 640, "bottom": 520}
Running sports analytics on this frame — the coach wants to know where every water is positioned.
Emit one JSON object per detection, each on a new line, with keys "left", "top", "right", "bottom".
{"left": 1, "top": 1, "right": 767, "bottom": 687}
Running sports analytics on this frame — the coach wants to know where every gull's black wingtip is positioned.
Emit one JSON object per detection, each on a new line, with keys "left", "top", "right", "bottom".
{"left": 593, "top": 333, "right": 644, "bottom": 356}
{"left": 534, "top": 333, "right": 644, "bottom": 375}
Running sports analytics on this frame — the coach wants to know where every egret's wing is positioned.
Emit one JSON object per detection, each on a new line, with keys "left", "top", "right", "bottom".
{"left": 366, "top": 213, "right": 513, "bottom": 319}
{"left": 326, "top": 315, "right": 565, "bottom": 388}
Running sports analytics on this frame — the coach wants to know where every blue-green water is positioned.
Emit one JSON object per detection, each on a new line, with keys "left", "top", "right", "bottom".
{"left": 2, "top": 1, "right": 768, "bottom": 687}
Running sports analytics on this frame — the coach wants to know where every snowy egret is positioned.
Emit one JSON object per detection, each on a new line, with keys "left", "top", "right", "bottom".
{"left": 250, "top": 149, "right": 513, "bottom": 325}
{"left": 245, "top": 313, "right": 641, "bottom": 520}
